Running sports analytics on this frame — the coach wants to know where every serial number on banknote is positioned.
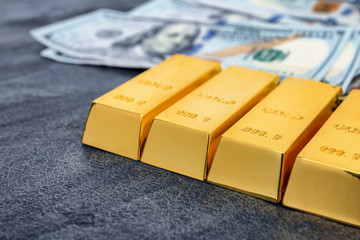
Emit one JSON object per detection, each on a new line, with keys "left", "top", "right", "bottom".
{"left": 241, "top": 127, "right": 282, "bottom": 140}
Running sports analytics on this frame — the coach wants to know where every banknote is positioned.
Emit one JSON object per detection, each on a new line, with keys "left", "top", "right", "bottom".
{"left": 324, "top": 29, "right": 360, "bottom": 92}
{"left": 41, "top": 49, "right": 104, "bottom": 66}
{"left": 129, "top": 0, "right": 307, "bottom": 25}
{"left": 198, "top": 0, "right": 360, "bottom": 25}
{"left": 31, "top": 9, "right": 351, "bottom": 81}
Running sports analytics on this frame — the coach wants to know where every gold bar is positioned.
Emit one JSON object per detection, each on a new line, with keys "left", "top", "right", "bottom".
{"left": 283, "top": 90, "right": 360, "bottom": 227}
{"left": 141, "top": 66, "right": 279, "bottom": 180}
{"left": 81, "top": 54, "right": 221, "bottom": 160}
{"left": 207, "top": 77, "right": 342, "bottom": 202}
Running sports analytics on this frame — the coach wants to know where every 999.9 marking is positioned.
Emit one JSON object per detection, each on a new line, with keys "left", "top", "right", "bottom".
{"left": 241, "top": 127, "right": 267, "bottom": 136}
{"left": 176, "top": 109, "right": 198, "bottom": 119}
{"left": 114, "top": 94, "right": 147, "bottom": 105}
{"left": 319, "top": 146, "right": 360, "bottom": 160}
{"left": 319, "top": 146, "right": 345, "bottom": 156}
{"left": 241, "top": 127, "right": 282, "bottom": 140}
{"left": 176, "top": 109, "right": 211, "bottom": 122}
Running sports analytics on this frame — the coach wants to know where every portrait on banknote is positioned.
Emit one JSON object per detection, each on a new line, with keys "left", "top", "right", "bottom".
{"left": 107, "top": 23, "right": 199, "bottom": 63}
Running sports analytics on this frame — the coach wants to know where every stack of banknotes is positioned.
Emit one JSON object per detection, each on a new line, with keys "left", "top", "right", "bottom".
{"left": 30, "top": 0, "right": 360, "bottom": 93}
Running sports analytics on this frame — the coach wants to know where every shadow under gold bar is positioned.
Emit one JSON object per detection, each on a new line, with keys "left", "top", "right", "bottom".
{"left": 81, "top": 54, "right": 221, "bottom": 160}
{"left": 141, "top": 66, "right": 279, "bottom": 180}
{"left": 283, "top": 90, "right": 360, "bottom": 227}
{"left": 207, "top": 77, "right": 342, "bottom": 202}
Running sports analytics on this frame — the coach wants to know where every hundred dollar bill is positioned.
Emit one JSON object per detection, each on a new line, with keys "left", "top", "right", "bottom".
{"left": 41, "top": 49, "right": 104, "bottom": 66}
{"left": 324, "top": 29, "right": 360, "bottom": 92}
{"left": 197, "top": 0, "right": 360, "bottom": 25}
{"left": 31, "top": 9, "right": 351, "bottom": 80}
{"left": 129, "top": 0, "right": 306, "bottom": 25}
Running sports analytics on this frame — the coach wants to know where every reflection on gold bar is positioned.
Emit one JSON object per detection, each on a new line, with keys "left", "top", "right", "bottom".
{"left": 283, "top": 90, "right": 360, "bottom": 227}
{"left": 207, "top": 77, "right": 342, "bottom": 202}
{"left": 141, "top": 66, "right": 279, "bottom": 180}
{"left": 81, "top": 54, "right": 221, "bottom": 160}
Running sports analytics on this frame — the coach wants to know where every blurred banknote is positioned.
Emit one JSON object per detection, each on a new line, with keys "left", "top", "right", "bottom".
{"left": 31, "top": 9, "right": 351, "bottom": 81}
{"left": 41, "top": 49, "right": 104, "bottom": 66}
{"left": 129, "top": 0, "right": 306, "bottom": 25}
{"left": 325, "top": 30, "right": 360, "bottom": 91}
{"left": 198, "top": 0, "right": 360, "bottom": 25}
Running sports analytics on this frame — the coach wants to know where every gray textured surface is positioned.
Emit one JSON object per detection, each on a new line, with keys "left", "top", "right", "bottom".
{"left": 1, "top": 1, "right": 360, "bottom": 239}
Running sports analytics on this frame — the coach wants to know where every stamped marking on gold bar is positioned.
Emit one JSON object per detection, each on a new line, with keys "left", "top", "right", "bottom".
{"left": 207, "top": 77, "right": 342, "bottom": 203}
{"left": 114, "top": 94, "right": 134, "bottom": 102}
{"left": 261, "top": 107, "right": 304, "bottom": 120}
{"left": 113, "top": 94, "right": 148, "bottom": 106}
{"left": 319, "top": 145, "right": 346, "bottom": 156}
{"left": 333, "top": 123, "right": 360, "bottom": 134}
{"left": 283, "top": 90, "right": 360, "bottom": 227}
{"left": 141, "top": 66, "right": 279, "bottom": 180}
{"left": 81, "top": 54, "right": 221, "bottom": 160}
{"left": 136, "top": 79, "right": 173, "bottom": 90}
{"left": 240, "top": 126, "right": 282, "bottom": 140}
{"left": 203, "top": 117, "right": 211, "bottom": 122}
{"left": 317, "top": 145, "right": 360, "bottom": 162}
{"left": 176, "top": 109, "right": 199, "bottom": 119}
{"left": 197, "top": 92, "right": 237, "bottom": 105}
{"left": 175, "top": 109, "right": 213, "bottom": 122}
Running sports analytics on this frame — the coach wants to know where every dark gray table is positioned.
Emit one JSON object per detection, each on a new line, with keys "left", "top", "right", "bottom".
{"left": 1, "top": 1, "right": 360, "bottom": 239}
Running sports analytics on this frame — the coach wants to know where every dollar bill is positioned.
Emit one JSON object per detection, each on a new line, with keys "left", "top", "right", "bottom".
{"left": 197, "top": 0, "right": 360, "bottom": 25}
{"left": 324, "top": 29, "right": 360, "bottom": 92}
{"left": 41, "top": 49, "right": 104, "bottom": 66}
{"left": 129, "top": 0, "right": 306, "bottom": 25}
{"left": 31, "top": 9, "right": 351, "bottom": 81}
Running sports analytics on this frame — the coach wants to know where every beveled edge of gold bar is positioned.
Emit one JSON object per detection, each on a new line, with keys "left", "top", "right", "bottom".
{"left": 142, "top": 118, "right": 211, "bottom": 181}
{"left": 207, "top": 178, "right": 279, "bottom": 203}
{"left": 81, "top": 102, "right": 96, "bottom": 144}
{"left": 282, "top": 156, "right": 360, "bottom": 228}
{"left": 207, "top": 135, "right": 285, "bottom": 203}
{"left": 81, "top": 102, "right": 143, "bottom": 160}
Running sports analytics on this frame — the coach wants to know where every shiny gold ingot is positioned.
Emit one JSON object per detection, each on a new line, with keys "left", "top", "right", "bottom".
{"left": 207, "top": 77, "right": 342, "bottom": 202}
{"left": 283, "top": 90, "right": 360, "bottom": 227}
{"left": 141, "top": 66, "right": 279, "bottom": 180}
{"left": 81, "top": 54, "right": 221, "bottom": 160}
